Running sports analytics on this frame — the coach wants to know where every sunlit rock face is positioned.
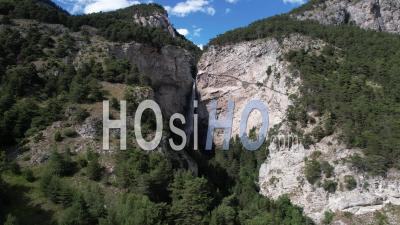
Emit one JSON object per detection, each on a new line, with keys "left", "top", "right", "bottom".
{"left": 294, "top": 0, "right": 400, "bottom": 34}
{"left": 197, "top": 32, "right": 400, "bottom": 224}
{"left": 197, "top": 34, "right": 324, "bottom": 145}
{"left": 133, "top": 12, "right": 177, "bottom": 38}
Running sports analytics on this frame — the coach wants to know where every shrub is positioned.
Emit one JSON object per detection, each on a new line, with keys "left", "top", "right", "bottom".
{"left": 86, "top": 151, "right": 102, "bottom": 181}
{"left": 322, "top": 180, "right": 337, "bottom": 193}
{"left": 304, "top": 159, "right": 321, "bottom": 184}
{"left": 23, "top": 169, "right": 35, "bottom": 182}
{"left": 321, "top": 161, "right": 334, "bottom": 178}
{"left": 266, "top": 66, "right": 272, "bottom": 76}
{"left": 349, "top": 154, "right": 388, "bottom": 176}
{"left": 302, "top": 134, "right": 313, "bottom": 149}
{"left": 71, "top": 107, "right": 89, "bottom": 123}
{"left": 63, "top": 128, "right": 78, "bottom": 138}
{"left": 54, "top": 130, "right": 63, "bottom": 142}
{"left": 77, "top": 158, "right": 88, "bottom": 169}
{"left": 311, "top": 125, "right": 326, "bottom": 141}
{"left": 322, "top": 211, "right": 334, "bottom": 225}
{"left": 344, "top": 175, "right": 357, "bottom": 190}
{"left": 310, "top": 150, "right": 321, "bottom": 159}
{"left": 47, "top": 150, "right": 75, "bottom": 177}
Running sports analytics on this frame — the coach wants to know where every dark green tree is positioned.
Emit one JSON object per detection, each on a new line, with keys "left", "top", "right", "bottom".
{"left": 169, "top": 171, "right": 212, "bottom": 225}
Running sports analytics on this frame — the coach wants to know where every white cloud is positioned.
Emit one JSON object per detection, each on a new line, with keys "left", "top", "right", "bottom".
{"left": 225, "top": 0, "right": 238, "bottom": 3}
{"left": 177, "top": 28, "right": 190, "bottom": 36}
{"left": 84, "top": 0, "right": 140, "bottom": 14}
{"left": 283, "top": 0, "right": 306, "bottom": 5}
{"left": 165, "top": 0, "right": 216, "bottom": 17}
{"left": 193, "top": 27, "right": 202, "bottom": 37}
{"left": 56, "top": 0, "right": 140, "bottom": 14}
{"left": 197, "top": 44, "right": 204, "bottom": 50}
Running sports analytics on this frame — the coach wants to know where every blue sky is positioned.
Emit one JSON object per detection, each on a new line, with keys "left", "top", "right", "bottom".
{"left": 52, "top": 0, "right": 306, "bottom": 47}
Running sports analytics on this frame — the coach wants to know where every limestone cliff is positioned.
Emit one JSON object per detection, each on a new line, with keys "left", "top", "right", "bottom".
{"left": 294, "top": 0, "right": 400, "bottom": 34}
{"left": 110, "top": 43, "right": 195, "bottom": 118}
{"left": 73, "top": 32, "right": 195, "bottom": 119}
{"left": 197, "top": 29, "right": 400, "bottom": 225}
{"left": 197, "top": 35, "right": 324, "bottom": 144}
{"left": 133, "top": 11, "right": 177, "bottom": 38}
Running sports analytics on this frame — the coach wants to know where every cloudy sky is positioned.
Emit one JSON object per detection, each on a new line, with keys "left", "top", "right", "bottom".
{"left": 52, "top": 0, "right": 306, "bottom": 47}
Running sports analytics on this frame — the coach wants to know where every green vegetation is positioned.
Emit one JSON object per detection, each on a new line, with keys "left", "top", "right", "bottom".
{"left": 304, "top": 159, "right": 321, "bottom": 184}
{"left": 86, "top": 150, "right": 102, "bottom": 181}
{"left": 0, "top": 26, "right": 103, "bottom": 145}
{"left": 54, "top": 131, "right": 63, "bottom": 142}
{"left": 0, "top": 0, "right": 69, "bottom": 25}
{"left": 105, "top": 193, "right": 167, "bottom": 225}
{"left": 115, "top": 149, "right": 173, "bottom": 202}
{"left": 321, "top": 161, "right": 334, "bottom": 178}
{"left": 322, "top": 210, "right": 334, "bottom": 225}
{"left": 2, "top": 0, "right": 398, "bottom": 224}
{"left": 210, "top": 14, "right": 400, "bottom": 176}
{"left": 193, "top": 136, "right": 314, "bottom": 225}
{"left": 62, "top": 128, "right": 78, "bottom": 138}
{"left": 304, "top": 156, "right": 337, "bottom": 188}
{"left": 344, "top": 175, "right": 357, "bottom": 190}
{"left": 0, "top": 136, "right": 314, "bottom": 224}
{"left": 322, "top": 180, "right": 337, "bottom": 193}
{"left": 0, "top": 0, "right": 199, "bottom": 53}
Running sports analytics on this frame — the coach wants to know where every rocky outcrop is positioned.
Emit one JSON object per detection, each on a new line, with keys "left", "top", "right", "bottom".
{"left": 133, "top": 12, "right": 177, "bottom": 37}
{"left": 74, "top": 37, "right": 195, "bottom": 118}
{"left": 259, "top": 127, "right": 400, "bottom": 223}
{"left": 197, "top": 34, "right": 325, "bottom": 144}
{"left": 110, "top": 43, "right": 195, "bottom": 118}
{"left": 197, "top": 33, "right": 400, "bottom": 224}
{"left": 294, "top": 0, "right": 400, "bottom": 34}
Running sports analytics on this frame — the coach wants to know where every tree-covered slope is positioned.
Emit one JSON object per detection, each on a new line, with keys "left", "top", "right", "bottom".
{"left": 0, "top": 0, "right": 69, "bottom": 24}
{"left": 0, "top": 1, "right": 313, "bottom": 225}
{"left": 0, "top": 0, "right": 199, "bottom": 52}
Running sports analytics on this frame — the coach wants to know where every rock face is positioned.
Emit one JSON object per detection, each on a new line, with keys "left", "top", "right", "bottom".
{"left": 197, "top": 33, "right": 400, "bottom": 224}
{"left": 75, "top": 36, "right": 195, "bottom": 119}
{"left": 133, "top": 12, "right": 177, "bottom": 37}
{"left": 294, "top": 0, "right": 400, "bottom": 34}
{"left": 111, "top": 43, "right": 195, "bottom": 118}
{"left": 197, "top": 34, "right": 324, "bottom": 144}
{"left": 259, "top": 128, "right": 400, "bottom": 223}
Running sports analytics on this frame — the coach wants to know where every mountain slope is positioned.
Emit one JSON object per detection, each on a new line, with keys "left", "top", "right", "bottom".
{"left": 294, "top": 0, "right": 400, "bottom": 34}
{"left": 0, "top": 2, "right": 199, "bottom": 224}
{"left": 199, "top": 0, "right": 400, "bottom": 223}
{"left": 0, "top": 2, "right": 315, "bottom": 225}
{"left": 0, "top": 0, "right": 199, "bottom": 52}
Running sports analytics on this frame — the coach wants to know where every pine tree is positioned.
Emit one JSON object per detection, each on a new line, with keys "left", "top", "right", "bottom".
{"left": 60, "top": 195, "right": 92, "bottom": 225}
{"left": 47, "top": 150, "right": 74, "bottom": 177}
{"left": 169, "top": 171, "right": 212, "bottom": 225}
{"left": 105, "top": 193, "right": 166, "bottom": 225}
{"left": 86, "top": 150, "right": 102, "bottom": 181}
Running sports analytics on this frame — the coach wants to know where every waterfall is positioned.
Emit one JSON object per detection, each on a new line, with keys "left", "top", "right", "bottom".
{"left": 185, "top": 81, "right": 196, "bottom": 146}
